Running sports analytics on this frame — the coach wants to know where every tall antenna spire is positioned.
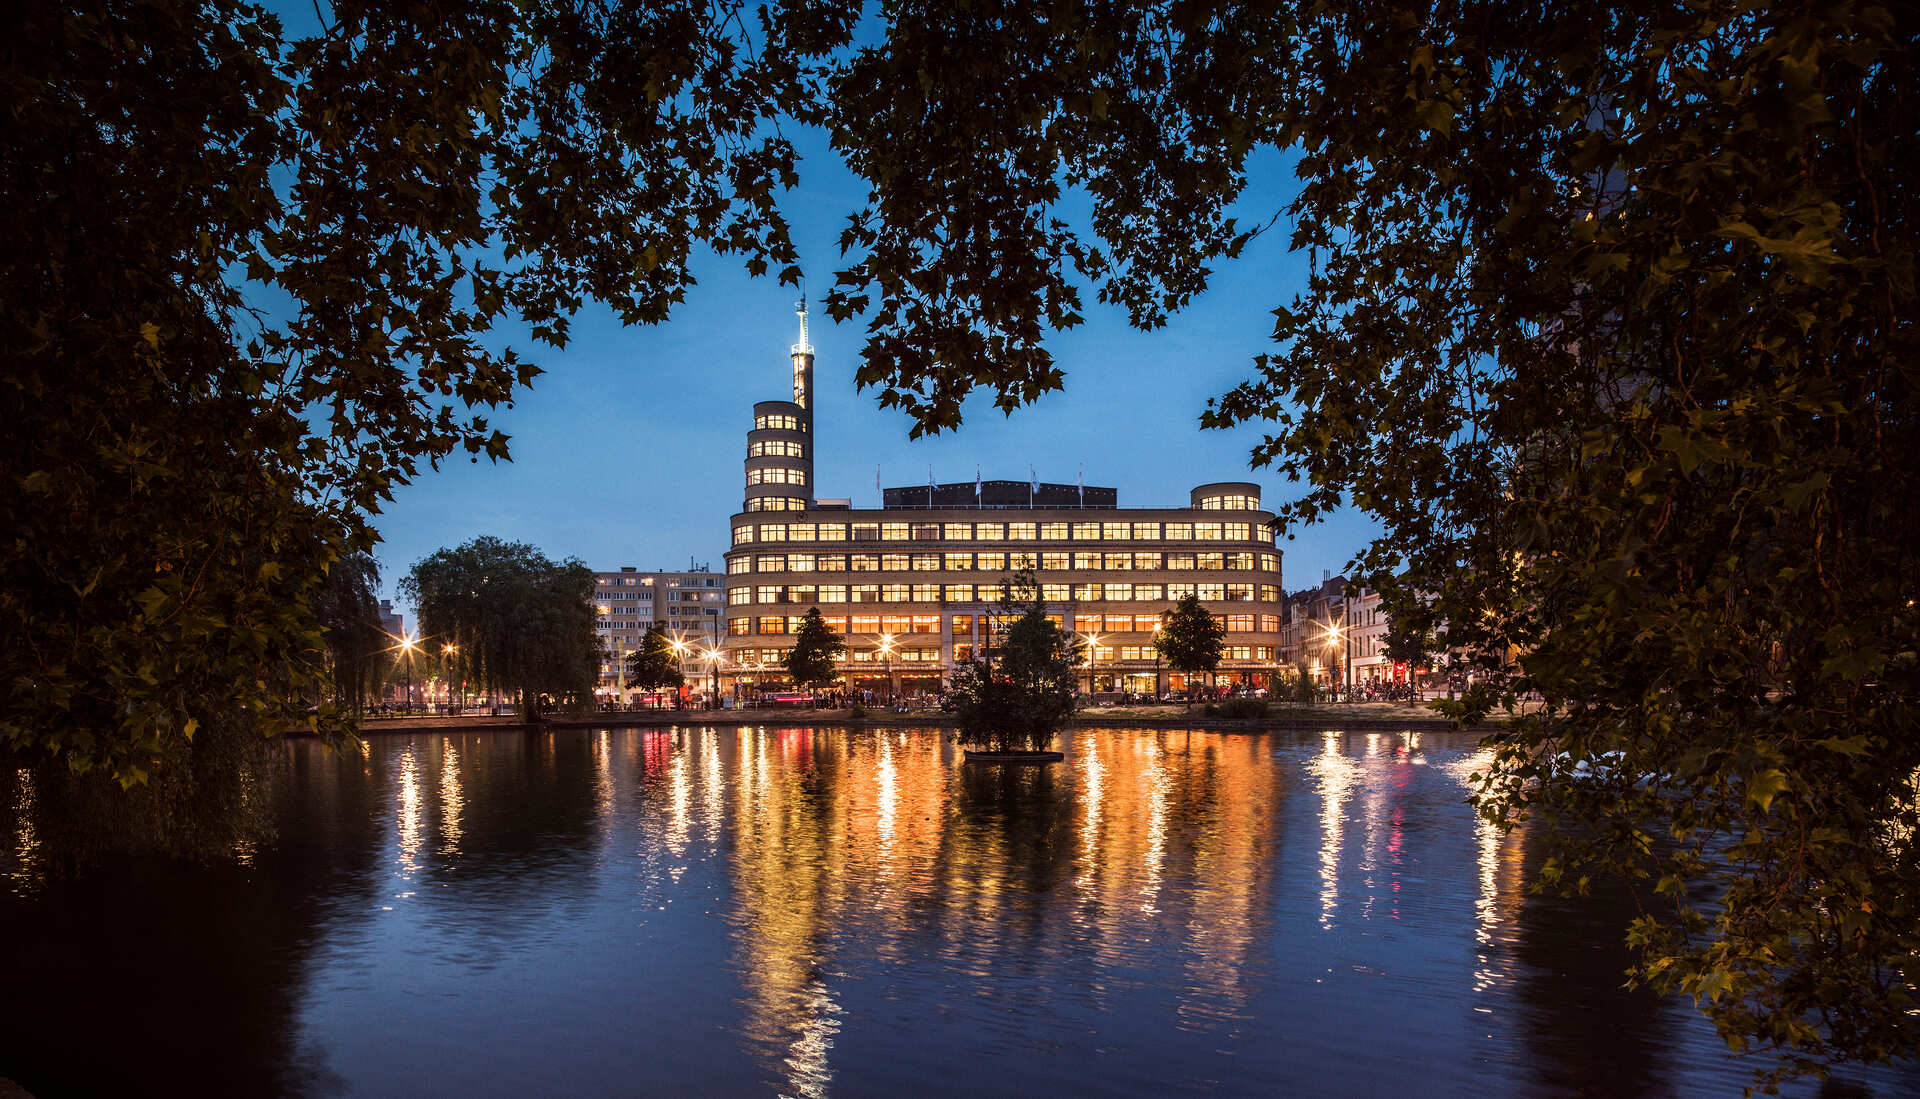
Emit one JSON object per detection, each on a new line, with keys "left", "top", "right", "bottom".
{"left": 792, "top": 284, "right": 813, "bottom": 357}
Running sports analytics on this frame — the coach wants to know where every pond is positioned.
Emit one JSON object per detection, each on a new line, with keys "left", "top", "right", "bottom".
{"left": 2, "top": 726, "right": 1913, "bottom": 1096}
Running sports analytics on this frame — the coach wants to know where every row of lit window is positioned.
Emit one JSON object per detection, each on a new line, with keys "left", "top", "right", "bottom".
{"left": 747, "top": 439, "right": 806, "bottom": 458}
{"left": 728, "top": 610, "right": 1281, "bottom": 636}
{"left": 753, "top": 414, "right": 806, "bottom": 431}
{"left": 733, "top": 519, "right": 1269, "bottom": 545}
{"left": 731, "top": 549, "right": 1280, "bottom": 574}
{"left": 745, "top": 497, "right": 808, "bottom": 511}
{"left": 727, "top": 643, "right": 1275, "bottom": 664}
{"left": 1197, "top": 494, "right": 1258, "bottom": 510}
{"left": 730, "top": 581, "right": 1280, "bottom": 605}
{"left": 746, "top": 466, "right": 807, "bottom": 486}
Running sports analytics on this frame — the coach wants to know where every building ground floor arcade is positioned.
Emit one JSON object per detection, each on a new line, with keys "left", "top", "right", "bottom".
{"left": 719, "top": 600, "right": 1291, "bottom": 700}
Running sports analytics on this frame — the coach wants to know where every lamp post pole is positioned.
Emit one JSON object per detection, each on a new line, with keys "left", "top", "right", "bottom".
{"left": 879, "top": 633, "right": 896, "bottom": 705}
{"left": 706, "top": 649, "right": 721, "bottom": 710}
{"left": 401, "top": 633, "right": 418, "bottom": 714}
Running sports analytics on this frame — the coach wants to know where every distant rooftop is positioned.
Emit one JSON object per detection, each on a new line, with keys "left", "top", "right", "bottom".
{"left": 880, "top": 480, "right": 1118, "bottom": 510}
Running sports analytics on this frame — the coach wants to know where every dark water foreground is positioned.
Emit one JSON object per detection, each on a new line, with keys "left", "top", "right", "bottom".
{"left": 3, "top": 727, "right": 1913, "bottom": 1097}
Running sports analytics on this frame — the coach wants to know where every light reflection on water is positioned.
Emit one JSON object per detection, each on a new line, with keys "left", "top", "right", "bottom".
{"left": 2, "top": 726, "right": 1917, "bottom": 1098}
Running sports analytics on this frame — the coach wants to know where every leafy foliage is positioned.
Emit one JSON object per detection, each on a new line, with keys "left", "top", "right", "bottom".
{"left": 400, "top": 538, "right": 599, "bottom": 719}
{"left": 808, "top": 1, "right": 1920, "bottom": 1083}
{"left": 624, "top": 623, "right": 685, "bottom": 693}
{"left": 2, "top": 0, "right": 838, "bottom": 843}
{"left": 948, "top": 575, "right": 1078, "bottom": 753}
{"left": 1155, "top": 594, "right": 1225, "bottom": 687}
{"left": 783, "top": 608, "right": 848, "bottom": 689}
{"left": 313, "top": 552, "right": 386, "bottom": 714}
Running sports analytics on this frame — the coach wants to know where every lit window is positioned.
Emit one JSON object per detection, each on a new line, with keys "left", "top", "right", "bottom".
{"left": 945, "top": 584, "right": 974, "bottom": 602}
{"left": 789, "top": 524, "right": 816, "bottom": 541}
{"left": 1164, "top": 522, "right": 1193, "bottom": 540}
{"left": 733, "top": 526, "right": 755, "bottom": 545}
{"left": 1195, "top": 523, "right": 1223, "bottom": 541}
{"left": 976, "top": 552, "right": 1006, "bottom": 571}
{"left": 759, "top": 524, "right": 787, "bottom": 542}
{"left": 1042, "top": 583, "right": 1071, "bottom": 601}
{"left": 912, "top": 524, "right": 941, "bottom": 540}
{"left": 1132, "top": 522, "right": 1162, "bottom": 539}
{"left": 975, "top": 523, "right": 1004, "bottom": 541}
{"left": 1074, "top": 583, "right": 1102, "bottom": 600}
{"left": 1041, "top": 552, "right": 1069, "bottom": 571}
{"left": 881, "top": 554, "right": 911, "bottom": 571}
{"left": 788, "top": 553, "right": 816, "bottom": 571}
{"left": 819, "top": 585, "right": 847, "bottom": 603}
{"left": 1102, "top": 522, "right": 1128, "bottom": 540}
{"left": 944, "top": 552, "right": 974, "bottom": 570}
{"left": 1103, "top": 553, "right": 1131, "bottom": 570}
{"left": 881, "top": 523, "right": 909, "bottom": 541}
{"left": 757, "top": 555, "right": 786, "bottom": 572}
{"left": 817, "top": 524, "right": 847, "bottom": 542}
{"left": 1040, "top": 522, "right": 1069, "bottom": 540}
{"left": 1105, "top": 583, "right": 1133, "bottom": 601}
{"left": 881, "top": 584, "right": 910, "bottom": 602}
{"left": 912, "top": 553, "right": 941, "bottom": 571}
{"left": 1007, "top": 522, "right": 1037, "bottom": 540}
{"left": 1134, "top": 584, "right": 1164, "bottom": 601}
{"left": 911, "top": 584, "right": 940, "bottom": 602}
{"left": 943, "top": 523, "right": 973, "bottom": 540}
{"left": 851, "top": 523, "right": 879, "bottom": 541}
{"left": 1072, "top": 522, "right": 1100, "bottom": 540}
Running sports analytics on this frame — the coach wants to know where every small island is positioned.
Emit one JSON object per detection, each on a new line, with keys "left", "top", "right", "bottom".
{"left": 944, "top": 572, "right": 1080, "bottom": 763}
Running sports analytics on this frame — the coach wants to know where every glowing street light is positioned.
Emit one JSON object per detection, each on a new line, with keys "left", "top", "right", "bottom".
{"left": 400, "top": 632, "right": 419, "bottom": 713}
{"left": 1081, "top": 632, "right": 1104, "bottom": 696}
{"left": 878, "top": 633, "right": 897, "bottom": 704}
{"left": 1320, "top": 621, "right": 1349, "bottom": 696}
{"left": 441, "top": 642, "right": 459, "bottom": 712}
{"left": 702, "top": 648, "right": 723, "bottom": 710}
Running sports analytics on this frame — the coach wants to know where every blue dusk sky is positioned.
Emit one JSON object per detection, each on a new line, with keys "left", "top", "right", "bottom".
{"left": 368, "top": 136, "right": 1383, "bottom": 610}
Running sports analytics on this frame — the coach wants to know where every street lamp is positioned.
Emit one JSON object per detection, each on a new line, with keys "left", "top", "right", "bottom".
{"left": 1080, "top": 632, "right": 1103, "bottom": 696}
{"left": 703, "top": 648, "right": 723, "bottom": 710}
{"left": 442, "top": 642, "right": 458, "bottom": 713}
{"left": 668, "top": 635, "right": 689, "bottom": 708}
{"left": 1320, "top": 621, "right": 1347, "bottom": 701}
{"left": 878, "top": 633, "right": 896, "bottom": 704}
{"left": 400, "top": 632, "right": 418, "bottom": 714}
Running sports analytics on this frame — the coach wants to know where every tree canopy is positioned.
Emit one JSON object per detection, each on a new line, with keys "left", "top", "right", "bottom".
{"left": 6, "top": 1, "right": 1916, "bottom": 1078}
{"left": 783, "top": 608, "right": 847, "bottom": 690}
{"left": 400, "top": 538, "right": 599, "bottom": 719}
{"left": 948, "top": 573, "right": 1078, "bottom": 753}
{"left": 1155, "top": 594, "right": 1225, "bottom": 694}
{"left": 625, "top": 623, "right": 685, "bottom": 694}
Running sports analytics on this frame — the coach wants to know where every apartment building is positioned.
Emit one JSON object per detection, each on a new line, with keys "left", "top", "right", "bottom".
{"left": 593, "top": 566, "right": 726, "bottom": 692}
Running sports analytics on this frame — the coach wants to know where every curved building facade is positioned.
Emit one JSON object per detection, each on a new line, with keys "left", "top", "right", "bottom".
{"left": 719, "top": 303, "right": 1286, "bottom": 697}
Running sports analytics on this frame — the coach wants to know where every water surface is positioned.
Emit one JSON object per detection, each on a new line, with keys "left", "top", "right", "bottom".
{"left": 3, "top": 726, "right": 1912, "bottom": 1096}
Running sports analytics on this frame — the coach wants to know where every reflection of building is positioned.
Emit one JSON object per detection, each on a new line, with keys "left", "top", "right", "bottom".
{"left": 720, "top": 301, "right": 1287, "bottom": 694}
{"left": 592, "top": 566, "right": 725, "bottom": 691}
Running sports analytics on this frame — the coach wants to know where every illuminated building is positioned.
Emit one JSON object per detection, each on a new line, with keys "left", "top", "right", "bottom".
{"left": 720, "top": 300, "right": 1286, "bottom": 695}
{"left": 592, "top": 566, "right": 725, "bottom": 692}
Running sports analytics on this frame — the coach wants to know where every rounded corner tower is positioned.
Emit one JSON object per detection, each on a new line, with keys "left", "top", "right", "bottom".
{"left": 740, "top": 296, "right": 816, "bottom": 515}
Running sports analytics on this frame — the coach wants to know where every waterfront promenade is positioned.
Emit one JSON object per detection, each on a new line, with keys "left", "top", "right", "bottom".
{"left": 338, "top": 699, "right": 1494, "bottom": 736}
